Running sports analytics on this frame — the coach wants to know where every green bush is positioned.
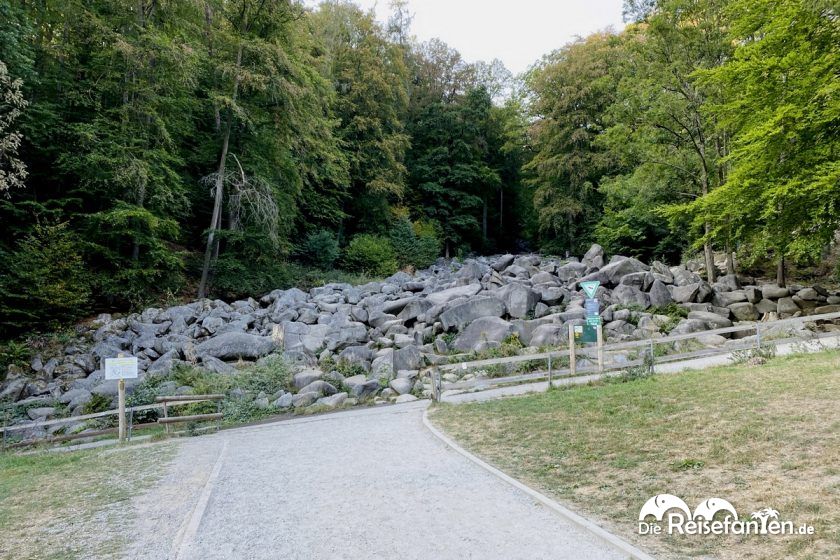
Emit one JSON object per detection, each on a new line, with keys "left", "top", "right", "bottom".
{"left": 0, "top": 223, "right": 91, "bottom": 337}
{"left": 342, "top": 234, "right": 398, "bottom": 276}
{"left": 294, "top": 230, "right": 339, "bottom": 270}
{"left": 389, "top": 218, "right": 442, "bottom": 269}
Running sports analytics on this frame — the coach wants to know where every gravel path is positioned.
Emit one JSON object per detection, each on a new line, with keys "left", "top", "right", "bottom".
{"left": 127, "top": 402, "right": 627, "bottom": 560}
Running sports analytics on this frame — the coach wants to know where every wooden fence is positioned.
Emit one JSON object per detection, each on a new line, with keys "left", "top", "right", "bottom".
{"left": 1, "top": 395, "right": 225, "bottom": 450}
{"left": 427, "top": 310, "right": 840, "bottom": 401}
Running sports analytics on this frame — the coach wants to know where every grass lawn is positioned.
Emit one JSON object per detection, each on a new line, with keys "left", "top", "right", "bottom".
{"left": 431, "top": 350, "right": 840, "bottom": 560}
{"left": 0, "top": 441, "right": 175, "bottom": 559}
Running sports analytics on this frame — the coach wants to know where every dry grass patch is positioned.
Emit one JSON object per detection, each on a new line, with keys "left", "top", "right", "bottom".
{"left": 431, "top": 350, "right": 840, "bottom": 560}
{"left": 0, "top": 442, "right": 175, "bottom": 559}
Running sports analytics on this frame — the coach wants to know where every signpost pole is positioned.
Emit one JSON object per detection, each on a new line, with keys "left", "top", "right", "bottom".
{"left": 596, "top": 324, "right": 604, "bottom": 373}
{"left": 118, "top": 378, "right": 126, "bottom": 443}
{"left": 568, "top": 324, "right": 576, "bottom": 376}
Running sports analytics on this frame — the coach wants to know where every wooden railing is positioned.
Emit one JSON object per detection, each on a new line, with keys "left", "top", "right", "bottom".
{"left": 1, "top": 394, "right": 225, "bottom": 450}
{"left": 426, "top": 310, "right": 840, "bottom": 401}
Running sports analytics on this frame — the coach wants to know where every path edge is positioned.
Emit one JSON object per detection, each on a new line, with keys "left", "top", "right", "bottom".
{"left": 422, "top": 408, "right": 657, "bottom": 560}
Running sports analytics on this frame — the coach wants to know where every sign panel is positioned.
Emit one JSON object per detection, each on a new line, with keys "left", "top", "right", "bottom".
{"left": 581, "top": 324, "right": 598, "bottom": 343}
{"left": 104, "top": 357, "right": 138, "bottom": 380}
{"left": 580, "top": 280, "right": 601, "bottom": 299}
{"left": 584, "top": 298, "right": 600, "bottom": 317}
{"left": 586, "top": 315, "right": 602, "bottom": 326}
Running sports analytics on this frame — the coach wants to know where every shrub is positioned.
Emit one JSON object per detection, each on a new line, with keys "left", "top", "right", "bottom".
{"left": 0, "top": 223, "right": 91, "bottom": 337}
{"left": 389, "top": 219, "right": 441, "bottom": 269}
{"left": 342, "top": 234, "right": 398, "bottom": 276}
{"left": 294, "top": 230, "right": 339, "bottom": 270}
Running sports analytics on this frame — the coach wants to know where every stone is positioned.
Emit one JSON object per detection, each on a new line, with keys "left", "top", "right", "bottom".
{"left": 439, "top": 296, "right": 506, "bottom": 331}
{"left": 496, "top": 283, "right": 538, "bottom": 319}
{"left": 647, "top": 279, "right": 673, "bottom": 307}
{"left": 697, "top": 334, "right": 727, "bottom": 346}
{"left": 196, "top": 332, "right": 276, "bottom": 360}
{"left": 744, "top": 287, "right": 762, "bottom": 304}
{"left": 393, "top": 345, "right": 422, "bottom": 372}
{"left": 611, "top": 284, "right": 650, "bottom": 308}
{"left": 201, "top": 355, "right": 236, "bottom": 374}
{"left": 298, "top": 380, "right": 337, "bottom": 397}
{"left": 389, "top": 378, "right": 413, "bottom": 395}
{"left": 555, "top": 261, "right": 588, "bottom": 282}
{"left": 761, "top": 285, "right": 790, "bottom": 300}
{"left": 315, "top": 392, "right": 348, "bottom": 409}
{"left": 593, "top": 257, "right": 649, "bottom": 287}
{"left": 395, "top": 394, "right": 419, "bottom": 403}
{"left": 292, "top": 392, "right": 319, "bottom": 408}
{"left": 528, "top": 324, "right": 566, "bottom": 347}
{"left": 273, "top": 393, "right": 294, "bottom": 408}
{"left": 452, "top": 317, "right": 515, "bottom": 353}
{"left": 670, "top": 319, "right": 710, "bottom": 335}
{"left": 581, "top": 243, "right": 605, "bottom": 269}
{"left": 796, "top": 287, "right": 823, "bottom": 301}
{"left": 491, "top": 254, "right": 515, "bottom": 272}
{"left": 530, "top": 271, "right": 560, "bottom": 285}
{"left": 755, "top": 299, "right": 778, "bottom": 314}
{"left": 687, "top": 311, "right": 733, "bottom": 329}
{"left": 713, "top": 290, "right": 747, "bottom": 307}
{"left": 728, "top": 302, "right": 759, "bottom": 322}
{"left": 27, "top": 407, "right": 57, "bottom": 420}
{"left": 777, "top": 297, "right": 801, "bottom": 317}
{"left": 814, "top": 304, "right": 840, "bottom": 315}
{"left": 671, "top": 283, "right": 701, "bottom": 304}
{"left": 425, "top": 284, "right": 482, "bottom": 305}
{"left": 348, "top": 378, "right": 381, "bottom": 399}
{"left": 293, "top": 369, "right": 323, "bottom": 390}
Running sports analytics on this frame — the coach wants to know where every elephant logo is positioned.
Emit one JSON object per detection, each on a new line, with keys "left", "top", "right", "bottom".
{"left": 639, "top": 494, "right": 692, "bottom": 521}
{"left": 693, "top": 498, "right": 739, "bottom": 521}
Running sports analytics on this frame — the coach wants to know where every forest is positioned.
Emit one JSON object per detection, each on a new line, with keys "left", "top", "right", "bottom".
{"left": 0, "top": 0, "right": 837, "bottom": 337}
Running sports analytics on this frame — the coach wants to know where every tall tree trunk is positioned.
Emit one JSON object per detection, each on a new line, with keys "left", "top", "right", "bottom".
{"left": 776, "top": 255, "right": 786, "bottom": 288}
{"left": 198, "top": 40, "right": 243, "bottom": 298}
{"left": 725, "top": 241, "right": 736, "bottom": 277}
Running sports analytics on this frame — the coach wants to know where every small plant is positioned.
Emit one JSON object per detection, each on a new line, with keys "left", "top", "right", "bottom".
{"left": 0, "top": 340, "right": 31, "bottom": 382}
{"left": 673, "top": 458, "right": 705, "bottom": 471}
{"left": 730, "top": 343, "right": 777, "bottom": 365}
{"left": 82, "top": 393, "right": 113, "bottom": 415}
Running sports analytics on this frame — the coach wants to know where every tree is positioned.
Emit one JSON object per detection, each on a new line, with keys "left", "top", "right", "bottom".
{"left": 525, "top": 32, "right": 623, "bottom": 256}
{"left": 312, "top": 1, "right": 409, "bottom": 237}
{"left": 601, "top": 0, "right": 733, "bottom": 277}
{"left": 0, "top": 60, "right": 28, "bottom": 194}
{"left": 678, "top": 0, "right": 840, "bottom": 285}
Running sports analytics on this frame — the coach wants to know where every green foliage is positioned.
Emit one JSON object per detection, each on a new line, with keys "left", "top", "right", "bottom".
{"left": 389, "top": 218, "right": 441, "bottom": 269}
{"left": 0, "top": 340, "right": 30, "bottom": 382}
{"left": 0, "top": 223, "right": 90, "bottom": 336}
{"left": 342, "top": 234, "right": 398, "bottom": 276}
{"left": 82, "top": 393, "right": 113, "bottom": 415}
{"left": 295, "top": 231, "right": 340, "bottom": 270}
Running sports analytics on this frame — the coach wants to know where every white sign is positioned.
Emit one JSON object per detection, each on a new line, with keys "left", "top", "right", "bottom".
{"left": 104, "top": 357, "right": 139, "bottom": 380}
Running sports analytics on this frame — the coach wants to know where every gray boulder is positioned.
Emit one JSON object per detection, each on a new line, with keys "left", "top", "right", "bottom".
{"left": 491, "top": 254, "right": 515, "bottom": 272}
{"left": 299, "top": 380, "right": 337, "bottom": 397}
{"left": 528, "top": 324, "right": 566, "bottom": 347}
{"left": 761, "top": 285, "right": 790, "bottom": 300}
{"left": 496, "top": 283, "right": 538, "bottom": 319}
{"left": 452, "top": 317, "right": 515, "bottom": 353}
{"left": 389, "top": 378, "right": 413, "bottom": 395}
{"left": 439, "top": 296, "right": 506, "bottom": 331}
{"left": 393, "top": 345, "right": 423, "bottom": 372}
{"left": 687, "top": 311, "right": 733, "bottom": 329}
{"left": 196, "top": 332, "right": 276, "bottom": 360}
{"left": 316, "top": 392, "right": 348, "bottom": 409}
{"left": 777, "top": 297, "right": 801, "bottom": 317}
{"left": 582, "top": 244, "right": 605, "bottom": 269}
{"left": 729, "top": 302, "right": 759, "bottom": 322}
{"left": 293, "top": 369, "right": 322, "bottom": 389}
{"left": 648, "top": 279, "right": 673, "bottom": 307}
{"left": 425, "top": 284, "right": 481, "bottom": 306}
{"left": 292, "top": 392, "right": 319, "bottom": 408}
{"left": 611, "top": 285, "right": 650, "bottom": 308}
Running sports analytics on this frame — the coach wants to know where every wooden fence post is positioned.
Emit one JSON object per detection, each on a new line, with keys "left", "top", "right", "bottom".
{"left": 547, "top": 353, "right": 552, "bottom": 388}
{"left": 596, "top": 324, "right": 604, "bottom": 374}
{"left": 117, "top": 378, "right": 126, "bottom": 443}
{"left": 569, "top": 324, "right": 576, "bottom": 376}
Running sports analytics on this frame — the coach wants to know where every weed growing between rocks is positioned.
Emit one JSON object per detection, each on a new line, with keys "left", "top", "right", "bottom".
{"left": 729, "top": 344, "right": 777, "bottom": 365}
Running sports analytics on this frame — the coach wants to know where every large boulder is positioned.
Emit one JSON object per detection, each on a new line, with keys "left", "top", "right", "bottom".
{"left": 687, "top": 311, "right": 733, "bottom": 329}
{"left": 393, "top": 345, "right": 423, "bottom": 372}
{"left": 452, "top": 317, "right": 516, "bottom": 353}
{"left": 496, "top": 284, "right": 538, "bottom": 319}
{"left": 555, "top": 261, "right": 588, "bottom": 282}
{"left": 611, "top": 285, "right": 650, "bottom": 308}
{"left": 581, "top": 257, "right": 649, "bottom": 287}
{"left": 729, "top": 302, "right": 759, "bottom": 322}
{"left": 529, "top": 324, "right": 567, "bottom": 347}
{"left": 491, "top": 254, "right": 515, "bottom": 272}
{"left": 777, "top": 297, "right": 801, "bottom": 317}
{"left": 196, "top": 332, "right": 276, "bottom": 360}
{"left": 581, "top": 244, "right": 605, "bottom": 269}
{"left": 648, "top": 279, "right": 673, "bottom": 307}
{"left": 426, "top": 283, "right": 482, "bottom": 305}
{"left": 439, "top": 296, "right": 506, "bottom": 331}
